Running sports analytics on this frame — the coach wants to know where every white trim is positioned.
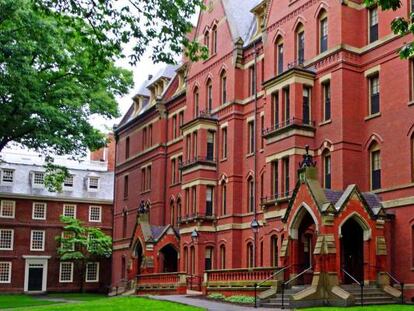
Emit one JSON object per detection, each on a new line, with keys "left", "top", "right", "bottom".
{"left": 0, "top": 200, "right": 15, "bottom": 219}
{"left": 63, "top": 204, "right": 77, "bottom": 219}
{"left": 87, "top": 176, "right": 100, "bottom": 192}
{"left": 30, "top": 230, "right": 45, "bottom": 251}
{"left": 32, "top": 171, "right": 45, "bottom": 189}
{"left": 338, "top": 212, "right": 372, "bottom": 241}
{"left": 59, "top": 262, "right": 74, "bottom": 283}
{"left": 24, "top": 257, "right": 49, "bottom": 292}
{"left": 1, "top": 168, "right": 14, "bottom": 185}
{"left": 0, "top": 262, "right": 12, "bottom": 283}
{"left": 88, "top": 205, "right": 102, "bottom": 222}
{"left": 32, "top": 202, "right": 47, "bottom": 220}
{"left": 0, "top": 229, "right": 14, "bottom": 250}
{"left": 85, "top": 262, "right": 100, "bottom": 282}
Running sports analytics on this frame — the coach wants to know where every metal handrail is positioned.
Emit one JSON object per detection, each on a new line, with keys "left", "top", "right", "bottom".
{"left": 281, "top": 265, "right": 313, "bottom": 309}
{"left": 186, "top": 273, "right": 202, "bottom": 291}
{"left": 254, "top": 265, "right": 291, "bottom": 308}
{"left": 342, "top": 268, "right": 364, "bottom": 306}
{"left": 370, "top": 265, "right": 404, "bottom": 304}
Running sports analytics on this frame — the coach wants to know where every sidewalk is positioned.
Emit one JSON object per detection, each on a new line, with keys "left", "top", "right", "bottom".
{"left": 150, "top": 295, "right": 287, "bottom": 311}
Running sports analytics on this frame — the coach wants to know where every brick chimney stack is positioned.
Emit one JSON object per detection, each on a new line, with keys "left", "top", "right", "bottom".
{"left": 90, "top": 133, "right": 115, "bottom": 172}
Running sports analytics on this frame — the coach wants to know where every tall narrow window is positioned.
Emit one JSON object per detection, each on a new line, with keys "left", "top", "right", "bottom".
{"left": 205, "top": 247, "right": 214, "bottom": 270}
{"left": 170, "top": 201, "right": 175, "bottom": 227}
{"left": 125, "top": 137, "right": 130, "bottom": 159}
{"left": 220, "top": 245, "right": 226, "bottom": 269}
{"left": 270, "top": 235, "right": 278, "bottom": 267}
{"left": 319, "top": 13, "right": 328, "bottom": 53}
{"left": 191, "top": 186, "right": 197, "bottom": 214}
{"left": 124, "top": 175, "right": 129, "bottom": 198}
{"left": 248, "top": 177, "right": 254, "bottom": 213}
{"left": 179, "top": 112, "right": 184, "bottom": 136}
{"left": 147, "top": 166, "right": 151, "bottom": 190}
{"left": 206, "top": 186, "right": 214, "bottom": 216}
{"left": 249, "top": 66, "right": 255, "bottom": 96}
{"left": 194, "top": 87, "right": 199, "bottom": 117}
{"left": 193, "top": 132, "right": 198, "bottom": 159}
{"left": 171, "top": 159, "right": 176, "bottom": 184}
{"left": 411, "top": 135, "right": 414, "bottom": 181}
{"left": 184, "top": 247, "right": 188, "bottom": 273}
{"left": 178, "top": 156, "right": 183, "bottom": 183}
{"left": 369, "top": 74, "right": 380, "bottom": 115}
{"left": 221, "top": 182, "right": 227, "bottom": 215}
{"left": 303, "top": 87, "right": 311, "bottom": 124}
{"left": 247, "top": 242, "right": 254, "bottom": 268}
{"left": 283, "top": 157, "right": 290, "bottom": 196}
{"left": 272, "top": 160, "right": 279, "bottom": 198}
{"left": 190, "top": 246, "right": 195, "bottom": 274}
{"left": 176, "top": 199, "right": 181, "bottom": 224}
{"left": 207, "top": 79, "right": 213, "bottom": 112}
{"left": 248, "top": 121, "right": 254, "bottom": 154}
{"left": 323, "top": 82, "right": 331, "bottom": 121}
{"left": 276, "top": 37, "right": 284, "bottom": 75}
{"left": 220, "top": 72, "right": 227, "bottom": 105}
{"left": 369, "top": 7, "right": 378, "bottom": 43}
{"left": 186, "top": 135, "right": 191, "bottom": 161}
{"left": 212, "top": 25, "right": 218, "bottom": 54}
{"left": 324, "top": 153, "right": 331, "bottom": 189}
{"left": 172, "top": 115, "right": 177, "bottom": 139}
{"left": 272, "top": 92, "right": 279, "bottom": 127}
{"left": 207, "top": 131, "right": 215, "bottom": 161}
{"left": 283, "top": 87, "right": 290, "bottom": 123}
{"left": 204, "top": 31, "right": 210, "bottom": 53}
{"left": 296, "top": 25, "right": 305, "bottom": 64}
{"left": 260, "top": 115, "right": 264, "bottom": 149}
{"left": 371, "top": 147, "right": 381, "bottom": 190}
{"left": 148, "top": 124, "right": 153, "bottom": 146}
{"left": 221, "top": 127, "right": 227, "bottom": 159}
{"left": 185, "top": 189, "right": 190, "bottom": 216}
{"left": 122, "top": 211, "right": 127, "bottom": 238}
{"left": 142, "top": 127, "right": 147, "bottom": 150}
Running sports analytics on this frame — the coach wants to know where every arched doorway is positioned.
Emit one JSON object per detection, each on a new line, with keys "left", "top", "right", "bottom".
{"left": 341, "top": 217, "right": 364, "bottom": 283}
{"left": 159, "top": 244, "right": 178, "bottom": 273}
{"left": 135, "top": 241, "right": 143, "bottom": 275}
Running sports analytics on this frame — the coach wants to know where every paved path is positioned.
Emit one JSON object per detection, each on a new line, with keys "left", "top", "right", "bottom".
{"left": 150, "top": 295, "right": 287, "bottom": 311}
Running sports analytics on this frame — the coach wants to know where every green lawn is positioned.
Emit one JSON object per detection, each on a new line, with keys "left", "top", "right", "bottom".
{"left": 10, "top": 297, "right": 203, "bottom": 311}
{"left": 0, "top": 295, "right": 60, "bottom": 309}
{"left": 302, "top": 305, "right": 414, "bottom": 311}
{"left": 47, "top": 293, "right": 105, "bottom": 301}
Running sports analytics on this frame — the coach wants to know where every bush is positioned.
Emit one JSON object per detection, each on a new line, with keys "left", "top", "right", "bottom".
{"left": 224, "top": 295, "right": 255, "bottom": 304}
{"left": 208, "top": 293, "right": 225, "bottom": 300}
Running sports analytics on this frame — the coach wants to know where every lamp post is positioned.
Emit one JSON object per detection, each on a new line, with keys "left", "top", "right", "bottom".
{"left": 190, "top": 228, "right": 199, "bottom": 289}
{"left": 191, "top": 228, "right": 199, "bottom": 243}
{"left": 251, "top": 218, "right": 260, "bottom": 267}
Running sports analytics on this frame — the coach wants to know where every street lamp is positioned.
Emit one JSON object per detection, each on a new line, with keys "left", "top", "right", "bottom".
{"left": 250, "top": 218, "right": 260, "bottom": 269}
{"left": 250, "top": 218, "right": 260, "bottom": 233}
{"left": 191, "top": 228, "right": 199, "bottom": 242}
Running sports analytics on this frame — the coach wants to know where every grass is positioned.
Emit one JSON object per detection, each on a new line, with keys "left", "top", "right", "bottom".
{"left": 11, "top": 297, "right": 204, "bottom": 311}
{"left": 0, "top": 295, "right": 60, "bottom": 309}
{"left": 47, "top": 293, "right": 105, "bottom": 301}
{"left": 302, "top": 305, "right": 414, "bottom": 311}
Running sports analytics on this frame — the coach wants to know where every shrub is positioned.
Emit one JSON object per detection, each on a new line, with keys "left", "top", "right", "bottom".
{"left": 224, "top": 295, "right": 255, "bottom": 304}
{"left": 208, "top": 293, "right": 225, "bottom": 300}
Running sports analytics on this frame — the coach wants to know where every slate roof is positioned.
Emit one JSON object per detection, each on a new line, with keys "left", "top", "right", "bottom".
{"left": 324, "top": 188, "right": 383, "bottom": 214}
{"left": 0, "top": 151, "right": 114, "bottom": 203}
{"left": 150, "top": 225, "right": 167, "bottom": 241}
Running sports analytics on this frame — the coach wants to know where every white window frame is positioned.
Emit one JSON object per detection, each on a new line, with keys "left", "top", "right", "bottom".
{"left": 61, "top": 231, "right": 75, "bottom": 251}
{"left": 59, "top": 262, "right": 74, "bottom": 283}
{"left": 88, "top": 206, "right": 102, "bottom": 223}
{"left": 0, "top": 200, "right": 15, "bottom": 219}
{"left": 0, "top": 262, "right": 12, "bottom": 283}
{"left": 63, "top": 204, "right": 77, "bottom": 218}
{"left": 30, "top": 230, "right": 45, "bottom": 251}
{"left": 1, "top": 169, "right": 14, "bottom": 184}
{"left": 32, "top": 172, "right": 45, "bottom": 188}
{"left": 63, "top": 175, "right": 74, "bottom": 190}
{"left": 88, "top": 177, "right": 100, "bottom": 191}
{"left": 32, "top": 202, "right": 47, "bottom": 220}
{"left": 0, "top": 229, "right": 14, "bottom": 250}
{"left": 85, "top": 262, "right": 99, "bottom": 282}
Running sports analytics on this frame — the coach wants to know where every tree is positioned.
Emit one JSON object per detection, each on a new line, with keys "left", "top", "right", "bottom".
{"left": 364, "top": 0, "right": 414, "bottom": 58}
{"left": 56, "top": 216, "right": 112, "bottom": 292}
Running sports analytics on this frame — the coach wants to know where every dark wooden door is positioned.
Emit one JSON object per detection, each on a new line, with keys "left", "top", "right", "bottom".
{"left": 28, "top": 267, "right": 43, "bottom": 291}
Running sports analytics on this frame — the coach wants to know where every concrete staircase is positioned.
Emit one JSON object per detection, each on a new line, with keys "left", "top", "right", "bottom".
{"left": 259, "top": 285, "right": 304, "bottom": 308}
{"left": 341, "top": 284, "right": 397, "bottom": 305}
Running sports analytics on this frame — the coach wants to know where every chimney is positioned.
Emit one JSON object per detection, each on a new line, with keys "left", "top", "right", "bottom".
{"left": 89, "top": 133, "right": 116, "bottom": 172}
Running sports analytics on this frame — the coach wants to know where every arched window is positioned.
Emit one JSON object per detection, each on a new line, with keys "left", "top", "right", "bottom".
{"left": 212, "top": 25, "right": 218, "bottom": 54}
{"left": 221, "top": 181, "right": 227, "bottom": 216}
{"left": 247, "top": 242, "right": 254, "bottom": 268}
{"left": 411, "top": 134, "right": 414, "bottom": 181}
{"left": 220, "top": 245, "right": 226, "bottom": 269}
{"left": 248, "top": 176, "right": 254, "bottom": 213}
{"left": 323, "top": 150, "right": 331, "bottom": 189}
{"left": 270, "top": 235, "right": 278, "bottom": 267}
{"left": 190, "top": 246, "right": 195, "bottom": 274}
{"left": 275, "top": 36, "right": 284, "bottom": 75}
{"left": 204, "top": 30, "right": 210, "bottom": 53}
{"left": 295, "top": 23, "right": 305, "bottom": 64}
{"left": 318, "top": 10, "right": 328, "bottom": 53}
{"left": 206, "top": 79, "right": 213, "bottom": 112}
{"left": 193, "top": 87, "right": 199, "bottom": 117}
{"left": 184, "top": 246, "right": 188, "bottom": 273}
{"left": 170, "top": 200, "right": 175, "bottom": 227}
{"left": 205, "top": 246, "right": 214, "bottom": 270}
{"left": 121, "top": 256, "right": 126, "bottom": 279}
{"left": 369, "top": 142, "right": 381, "bottom": 190}
{"left": 220, "top": 71, "right": 227, "bottom": 105}
{"left": 176, "top": 198, "right": 182, "bottom": 225}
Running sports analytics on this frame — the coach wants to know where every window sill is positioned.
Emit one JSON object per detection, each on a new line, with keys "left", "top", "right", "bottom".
{"left": 318, "top": 119, "right": 331, "bottom": 127}
{"left": 259, "top": 149, "right": 264, "bottom": 153}
{"left": 364, "top": 112, "right": 381, "bottom": 121}
{"left": 140, "top": 190, "right": 151, "bottom": 194}
{"left": 170, "top": 182, "right": 181, "bottom": 188}
{"left": 220, "top": 158, "right": 228, "bottom": 163}
{"left": 408, "top": 100, "right": 414, "bottom": 106}
{"left": 246, "top": 153, "right": 254, "bottom": 159}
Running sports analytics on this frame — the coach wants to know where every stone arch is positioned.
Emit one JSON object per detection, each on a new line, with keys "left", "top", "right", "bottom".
{"left": 314, "top": 2, "right": 329, "bottom": 19}
{"left": 338, "top": 212, "right": 372, "bottom": 241}
{"left": 272, "top": 29, "right": 286, "bottom": 44}
{"left": 288, "top": 203, "right": 319, "bottom": 239}
{"left": 292, "top": 16, "right": 306, "bottom": 31}
{"left": 364, "top": 133, "right": 384, "bottom": 150}
{"left": 159, "top": 243, "right": 179, "bottom": 272}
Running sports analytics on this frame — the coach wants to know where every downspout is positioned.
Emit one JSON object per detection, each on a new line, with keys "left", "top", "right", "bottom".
{"left": 253, "top": 42, "right": 258, "bottom": 267}
{"left": 162, "top": 107, "right": 169, "bottom": 226}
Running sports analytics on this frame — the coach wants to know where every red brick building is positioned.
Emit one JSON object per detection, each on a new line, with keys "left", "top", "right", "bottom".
{"left": 112, "top": 0, "right": 414, "bottom": 306}
{"left": 0, "top": 148, "right": 114, "bottom": 293}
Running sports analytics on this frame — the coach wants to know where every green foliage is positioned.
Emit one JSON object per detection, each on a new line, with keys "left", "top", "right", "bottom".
{"left": 363, "top": 0, "right": 414, "bottom": 58}
{"left": 0, "top": 294, "right": 61, "bottom": 308}
{"left": 207, "top": 293, "right": 225, "bottom": 300}
{"left": 0, "top": 0, "right": 133, "bottom": 157}
{"left": 224, "top": 295, "right": 255, "bottom": 304}
{"left": 56, "top": 216, "right": 112, "bottom": 261}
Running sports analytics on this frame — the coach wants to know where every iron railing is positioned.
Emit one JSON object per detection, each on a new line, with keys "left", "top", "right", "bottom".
{"left": 254, "top": 265, "right": 290, "bottom": 308}
{"left": 342, "top": 268, "right": 364, "bottom": 306}
{"left": 262, "top": 117, "right": 315, "bottom": 136}
{"left": 281, "top": 265, "right": 313, "bottom": 309}
{"left": 178, "top": 212, "right": 216, "bottom": 223}
{"left": 261, "top": 190, "right": 295, "bottom": 206}
{"left": 179, "top": 156, "right": 217, "bottom": 170}
{"left": 370, "top": 265, "right": 404, "bottom": 304}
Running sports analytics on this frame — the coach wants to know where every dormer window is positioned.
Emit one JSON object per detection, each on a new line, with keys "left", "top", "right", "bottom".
{"left": 88, "top": 177, "right": 100, "bottom": 191}
{"left": 63, "top": 175, "right": 74, "bottom": 189}
{"left": 1, "top": 169, "right": 14, "bottom": 184}
{"left": 32, "top": 172, "right": 44, "bottom": 188}
{"left": 251, "top": 1, "right": 268, "bottom": 36}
